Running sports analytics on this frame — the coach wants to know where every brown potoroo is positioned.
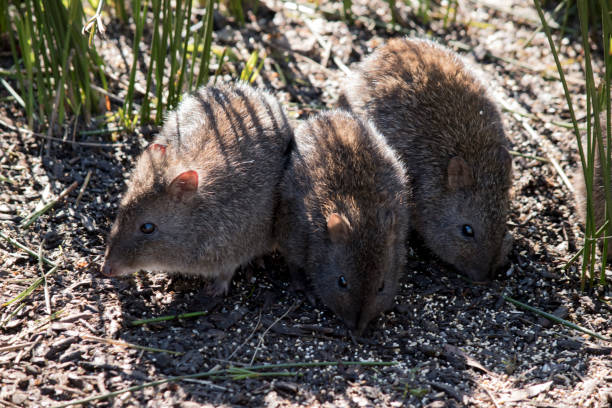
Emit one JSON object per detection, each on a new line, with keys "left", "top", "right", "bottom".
{"left": 101, "top": 83, "right": 293, "bottom": 295}
{"left": 275, "top": 110, "right": 409, "bottom": 335}
{"left": 574, "top": 112, "right": 612, "bottom": 259}
{"left": 340, "top": 38, "right": 513, "bottom": 281}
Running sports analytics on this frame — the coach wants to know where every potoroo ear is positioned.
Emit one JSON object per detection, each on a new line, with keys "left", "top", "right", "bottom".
{"left": 447, "top": 156, "right": 473, "bottom": 190}
{"left": 497, "top": 145, "right": 513, "bottom": 182}
{"left": 169, "top": 170, "right": 198, "bottom": 201}
{"left": 148, "top": 143, "right": 167, "bottom": 154}
{"left": 327, "top": 213, "right": 351, "bottom": 243}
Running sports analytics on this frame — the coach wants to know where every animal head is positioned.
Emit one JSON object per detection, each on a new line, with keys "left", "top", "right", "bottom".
{"left": 312, "top": 204, "right": 406, "bottom": 336}
{"left": 421, "top": 146, "right": 512, "bottom": 281}
{"left": 101, "top": 144, "right": 203, "bottom": 277}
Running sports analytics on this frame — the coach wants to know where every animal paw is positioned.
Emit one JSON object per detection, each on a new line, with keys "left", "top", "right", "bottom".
{"left": 206, "top": 277, "right": 231, "bottom": 297}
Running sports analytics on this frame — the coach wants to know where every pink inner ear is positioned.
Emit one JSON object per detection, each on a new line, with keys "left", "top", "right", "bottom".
{"left": 148, "top": 144, "right": 167, "bottom": 154}
{"left": 447, "top": 156, "right": 473, "bottom": 190}
{"left": 170, "top": 170, "right": 199, "bottom": 195}
{"left": 327, "top": 213, "right": 350, "bottom": 242}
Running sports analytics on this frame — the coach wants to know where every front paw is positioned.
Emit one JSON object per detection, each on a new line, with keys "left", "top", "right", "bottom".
{"left": 205, "top": 276, "right": 231, "bottom": 297}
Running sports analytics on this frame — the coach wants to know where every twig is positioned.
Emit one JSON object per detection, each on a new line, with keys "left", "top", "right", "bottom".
{"left": 549, "top": 154, "right": 575, "bottom": 192}
{"left": 226, "top": 310, "right": 262, "bottom": 361}
{"left": 0, "top": 398, "right": 22, "bottom": 408}
{"left": 450, "top": 40, "right": 583, "bottom": 85}
{"left": 82, "top": 0, "right": 106, "bottom": 42}
{"left": 90, "top": 84, "right": 124, "bottom": 104}
{"left": 0, "top": 342, "right": 35, "bottom": 353}
{"left": 51, "top": 360, "right": 396, "bottom": 408}
{"left": 0, "top": 231, "right": 57, "bottom": 268}
{"left": 501, "top": 104, "right": 586, "bottom": 131}
{"left": 0, "top": 118, "right": 124, "bottom": 148}
{"left": 260, "top": 40, "right": 336, "bottom": 75}
{"left": 498, "top": 97, "right": 575, "bottom": 192}
{"left": 504, "top": 296, "right": 611, "bottom": 342}
{"left": 521, "top": 118, "right": 575, "bottom": 192}
{"left": 468, "top": 377, "right": 500, "bottom": 408}
{"left": 250, "top": 300, "right": 300, "bottom": 365}
{"left": 509, "top": 150, "right": 550, "bottom": 163}
{"left": 467, "top": 0, "right": 560, "bottom": 28}
{"left": 130, "top": 310, "right": 209, "bottom": 325}
{"left": 82, "top": 335, "right": 184, "bottom": 355}
{"left": 302, "top": 18, "right": 351, "bottom": 75}
{"left": 74, "top": 170, "right": 92, "bottom": 207}
{"left": 21, "top": 181, "right": 79, "bottom": 229}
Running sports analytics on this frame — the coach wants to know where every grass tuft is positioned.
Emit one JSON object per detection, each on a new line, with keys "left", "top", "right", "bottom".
{"left": 533, "top": 0, "right": 611, "bottom": 286}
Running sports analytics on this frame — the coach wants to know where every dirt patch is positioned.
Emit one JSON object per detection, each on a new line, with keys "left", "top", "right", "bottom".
{"left": 1, "top": 0, "right": 611, "bottom": 407}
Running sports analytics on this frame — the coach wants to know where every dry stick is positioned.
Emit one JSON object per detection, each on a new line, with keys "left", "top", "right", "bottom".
{"left": 302, "top": 18, "right": 351, "bottom": 75}
{"left": 82, "top": 335, "right": 184, "bottom": 356}
{"left": 260, "top": 40, "right": 336, "bottom": 76}
{"left": 14, "top": 334, "right": 42, "bottom": 365}
{"left": 51, "top": 361, "right": 396, "bottom": 408}
{"left": 0, "top": 118, "right": 124, "bottom": 148}
{"left": 522, "top": 118, "right": 575, "bottom": 193}
{"left": 21, "top": 181, "right": 79, "bottom": 229}
{"left": 469, "top": 378, "right": 501, "bottom": 408}
{"left": 38, "top": 241, "right": 51, "bottom": 316}
{"left": 226, "top": 310, "right": 263, "bottom": 361}
{"left": 508, "top": 150, "right": 550, "bottom": 163}
{"left": 74, "top": 170, "right": 92, "bottom": 208}
{"left": 0, "top": 397, "right": 22, "bottom": 408}
{"left": 90, "top": 84, "right": 125, "bottom": 105}
{"left": 501, "top": 104, "right": 586, "bottom": 131}
{"left": 250, "top": 300, "right": 301, "bottom": 365}
{"left": 504, "top": 296, "right": 611, "bottom": 342}
{"left": 449, "top": 40, "right": 583, "bottom": 85}
{"left": 467, "top": 0, "right": 560, "bottom": 28}
{"left": 0, "top": 342, "right": 35, "bottom": 353}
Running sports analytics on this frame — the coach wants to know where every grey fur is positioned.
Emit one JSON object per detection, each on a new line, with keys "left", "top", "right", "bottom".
{"left": 101, "top": 83, "right": 293, "bottom": 295}
{"left": 275, "top": 110, "right": 409, "bottom": 335}
{"left": 340, "top": 37, "right": 513, "bottom": 281}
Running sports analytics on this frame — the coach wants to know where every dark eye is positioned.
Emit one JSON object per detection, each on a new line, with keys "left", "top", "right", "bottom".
{"left": 462, "top": 224, "right": 474, "bottom": 237}
{"left": 140, "top": 223, "right": 156, "bottom": 234}
{"left": 338, "top": 275, "right": 348, "bottom": 289}
{"left": 378, "top": 281, "right": 385, "bottom": 293}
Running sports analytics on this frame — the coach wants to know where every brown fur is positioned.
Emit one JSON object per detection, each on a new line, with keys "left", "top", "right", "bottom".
{"left": 340, "top": 38, "right": 513, "bottom": 281}
{"left": 275, "top": 110, "right": 409, "bottom": 335}
{"left": 574, "top": 113, "right": 612, "bottom": 258}
{"left": 101, "top": 83, "right": 293, "bottom": 295}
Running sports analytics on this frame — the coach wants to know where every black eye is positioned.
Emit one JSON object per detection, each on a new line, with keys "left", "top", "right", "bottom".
{"left": 462, "top": 224, "right": 474, "bottom": 237}
{"left": 140, "top": 223, "right": 156, "bottom": 234}
{"left": 378, "top": 281, "right": 385, "bottom": 293}
{"left": 338, "top": 276, "right": 348, "bottom": 288}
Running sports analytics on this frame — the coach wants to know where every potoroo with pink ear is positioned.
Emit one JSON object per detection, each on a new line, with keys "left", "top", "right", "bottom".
{"left": 340, "top": 38, "right": 513, "bottom": 281}
{"left": 101, "top": 83, "right": 293, "bottom": 295}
